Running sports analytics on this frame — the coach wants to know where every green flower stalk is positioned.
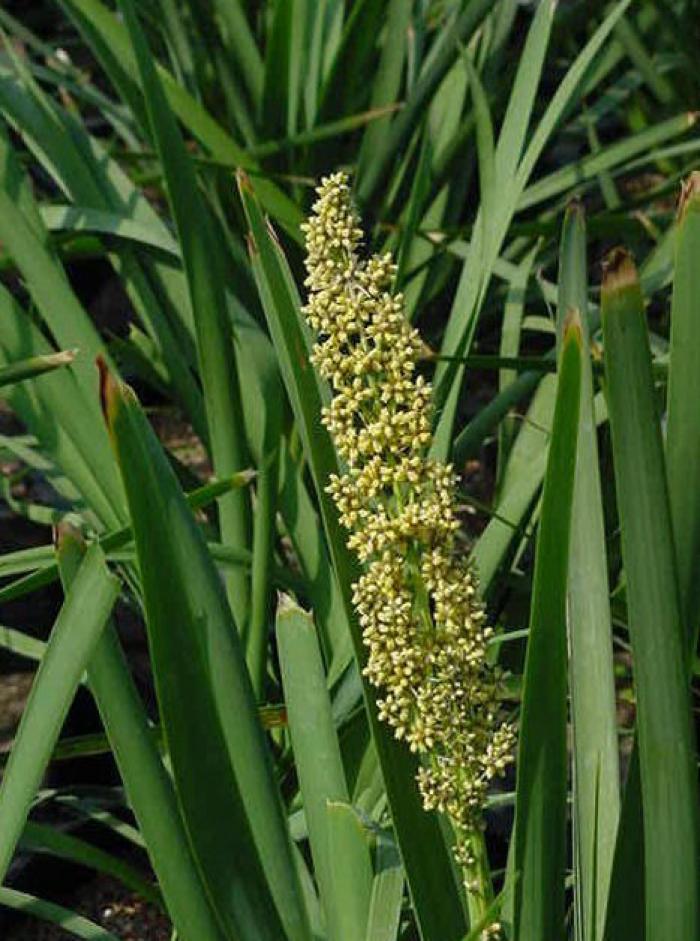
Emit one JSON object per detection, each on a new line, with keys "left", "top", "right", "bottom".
{"left": 301, "top": 173, "right": 514, "bottom": 895}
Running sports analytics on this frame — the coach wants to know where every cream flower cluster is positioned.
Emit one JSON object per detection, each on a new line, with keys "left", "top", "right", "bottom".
{"left": 301, "top": 172, "right": 514, "bottom": 870}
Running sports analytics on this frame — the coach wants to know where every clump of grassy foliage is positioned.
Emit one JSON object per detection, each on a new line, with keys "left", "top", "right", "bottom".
{"left": 0, "top": 2, "right": 698, "bottom": 940}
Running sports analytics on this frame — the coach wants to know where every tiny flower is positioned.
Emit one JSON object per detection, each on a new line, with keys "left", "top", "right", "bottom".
{"left": 302, "top": 171, "right": 515, "bottom": 874}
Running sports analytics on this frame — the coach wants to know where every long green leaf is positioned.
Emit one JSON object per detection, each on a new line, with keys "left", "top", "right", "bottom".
{"left": 0, "top": 545, "right": 119, "bottom": 882}
{"left": 0, "top": 126, "right": 125, "bottom": 526}
{"left": 20, "top": 820, "right": 160, "bottom": 906}
{"left": 356, "top": 0, "right": 411, "bottom": 185}
{"left": 0, "top": 349, "right": 76, "bottom": 387}
{"left": 513, "top": 311, "right": 583, "bottom": 941}
{"left": 666, "top": 171, "right": 700, "bottom": 653}
{"left": 366, "top": 837, "right": 404, "bottom": 941}
{"left": 117, "top": 0, "right": 252, "bottom": 631}
{"left": 0, "top": 61, "right": 208, "bottom": 443}
{"left": 0, "top": 121, "right": 106, "bottom": 405}
{"left": 493, "top": 0, "right": 557, "bottom": 194}
{"left": 318, "top": 0, "right": 384, "bottom": 122}
{"left": 601, "top": 250, "right": 700, "bottom": 941}
{"left": 0, "top": 284, "right": 117, "bottom": 527}
{"left": 558, "top": 204, "right": 619, "bottom": 941}
{"left": 356, "top": 0, "right": 492, "bottom": 205}
{"left": 326, "top": 802, "right": 374, "bottom": 941}
{"left": 0, "top": 887, "right": 120, "bottom": 940}
{"left": 472, "top": 376, "right": 556, "bottom": 595}
{"left": 277, "top": 596, "right": 373, "bottom": 941}
{"left": 519, "top": 112, "right": 696, "bottom": 210}
{"left": 401, "top": 60, "right": 469, "bottom": 320}
{"left": 496, "top": 245, "right": 537, "bottom": 488}
{"left": 56, "top": 527, "right": 229, "bottom": 941}
{"left": 210, "top": 0, "right": 262, "bottom": 107}
{"left": 57, "top": 0, "right": 303, "bottom": 233}
{"left": 101, "top": 363, "right": 308, "bottom": 941}
{"left": 432, "top": 0, "right": 631, "bottom": 458}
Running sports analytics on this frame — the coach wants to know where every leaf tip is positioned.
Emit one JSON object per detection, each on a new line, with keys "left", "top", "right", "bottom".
{"left": 564, "top": 197, "right": 585, "bottom": 224}
{"left": 678, "top": 171, "right": 700, "bottom": 221}
{"left": 97, "top": 355, "right": 118, "bottom": 427}
{"left": 54, "top": 519, "right": 85, "bottom": 559}
{"left": 265, "top": 217, "right": 281, "bottom": 248}
{"left": 563, "top": 306, "right": 583, "bottom": 348}
{"left": 236, "top": 468, "right": 257, "bottom": 486}
{"left": 236, "top": 168, "right": 253, "bottom": 196}
{"left": 601, "top": 247, "right": 638, "bottom": 297}
{"left": 97, "top": 356, "right": 137, "bottom": 432}
{"left": 276, "top": 591, "right": 299, "bottom": 616}
{"left": 246, "top": 231, "right": 259, "bottom": 257}
{"left": 56, "top": 348, "right": 79, "bottom": 366}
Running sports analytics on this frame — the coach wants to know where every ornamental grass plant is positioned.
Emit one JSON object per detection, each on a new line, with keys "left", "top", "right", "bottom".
{"left": 0, "top": 3, "right": 698, "bottom": 941}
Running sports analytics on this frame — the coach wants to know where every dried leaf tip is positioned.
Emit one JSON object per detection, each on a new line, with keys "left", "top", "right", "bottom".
{"left": 563, "top": 306, "right": 583, "bottom": 347}
{"left": 234, "top": 468, "right": 257, "bottom": 486}
{"left": 601, "top": 247, "right": 639, "bottom": 296}
{"left": 235, "top": 168, "right": 253, "bottom": 194}
{"left": 564, "top": 197, "right": 585, "bottom": 223}
{"left": 678, "top": 171, "right": 700, "bottom": 222}
{"left": 53, "top": 348, "right": 79, "bottom": 366}
{"left": 96, "top": 355, "right": 119, "bottom": 428}
{"left": 54, "top": 520, "right": 85, "bottom": 553}
{"left": 97, "top": 357, "right": 138, "bottom": 433}
{"left": 276, "top": 591, "right": 300, "bottom": 616}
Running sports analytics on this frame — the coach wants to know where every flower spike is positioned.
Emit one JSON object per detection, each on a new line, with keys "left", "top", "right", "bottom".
{"left": 302, "top": 172, "right": 515, "bottom": 880}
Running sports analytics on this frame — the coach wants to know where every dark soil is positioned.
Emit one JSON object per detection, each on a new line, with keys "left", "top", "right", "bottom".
{"left": 5, "top": 875, "right": 171, "bottom": 940}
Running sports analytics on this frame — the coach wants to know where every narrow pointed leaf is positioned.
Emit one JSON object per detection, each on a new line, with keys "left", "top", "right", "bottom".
{"left": 0, "top": 349, "right": 76, "bottom": 388}
{"left": 666, "top": 171, "right": 700, "bottom": 653}
{"left": 116, "top": 0, "right": 252, "bottom": 630}
{"left": 0, "top": 545, "right": 119, "bottom": 882}
{"left": 277, "top": 597, "right": 373, "bottom": 940}
{"left": 101, "top": 363, "right": 308, "bottom": 941}
{"left": 0, "top": 887, "right": 120, "bottom": 940}
{"left": 601, "top": 250, "right": 700, "bottom": 941}
{"left": 326, "top": 801, "right": 374, "bottom": 941}
{"left": 558, "top": 204, "right": 619, "bottom": 941}
{"left": 56, "top": 528, "right": 229, "bottom": 941}
{"left": 366, "top": 839, "right": 404, "bottom": 941}
{"left": 514, "top": 312, "right": 583, "bottom": 941}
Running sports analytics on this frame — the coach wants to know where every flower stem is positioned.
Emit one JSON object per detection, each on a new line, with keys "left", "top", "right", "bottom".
{"left": 463, "top": 829, "right": 496, "bottom": 935}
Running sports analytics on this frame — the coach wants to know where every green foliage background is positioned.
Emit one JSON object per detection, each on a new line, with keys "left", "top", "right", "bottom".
{"left": 0, "top": 2, "right": 697, "bottom": 940}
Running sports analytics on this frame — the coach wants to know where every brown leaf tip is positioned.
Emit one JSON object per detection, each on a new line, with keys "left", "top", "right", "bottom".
{"left": 563, "top": 306, "right": 583, "bottom": 347}
{"left": 678, "top": 171, "right": 700, "bottom": 221}
{"left": 565, "top": 196, "right": 585, "bottom": 221}
{"left": 236, "top": 168, "right": 253, "bottom": 194}
{"left": 96, "top": 355, "right": 121, "bottom": 429}
{"left": 276, "top": 591, "right": 299, "bottom": 616}
{"left": 54, "top": 520, "right": 85, "bottom": 552}
{"left": 601, "top": 247, "right": 638, "bottom": 294}
{"left": 54, "top": 348, "right": 78, "bottom": 366}
{"left": 245, "top": 231, "right": 259, "bottom": 257}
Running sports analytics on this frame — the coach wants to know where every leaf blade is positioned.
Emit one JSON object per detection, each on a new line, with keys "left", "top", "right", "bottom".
{"left": 0, "top": 545, "right": 119, "bottom": 883}
{"left": 513, "top": 312, "right": 583, "bottom": 941}
{"left": 601, "top": 250, "right": 700, "bottom": 941}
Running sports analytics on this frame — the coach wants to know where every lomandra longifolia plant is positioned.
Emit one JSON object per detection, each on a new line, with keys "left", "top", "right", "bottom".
{"left": 301, "top": 172, "right": 515, "bottom": 894}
